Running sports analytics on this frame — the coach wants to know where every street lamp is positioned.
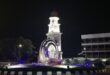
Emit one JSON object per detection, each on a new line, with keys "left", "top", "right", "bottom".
{"left": 84, "top": 47, "right": 87, "bottom": 60}
{"left": 18, "top": 44, "right": 23, "bottom": 48}
{"left": 18, "top": 44, "right": 23, "bottom": 64}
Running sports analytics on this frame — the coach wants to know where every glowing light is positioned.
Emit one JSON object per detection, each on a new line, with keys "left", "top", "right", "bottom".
{"left": 69, "top": 65, "right": 79, "bottom": 68}
{"left": 92, "top": 64, "right": 95, "bottom": 67}
{"left": 58, "top": 46, "right": 61, "bottom": 51}
{"left": 48, "top": 17, "right": 60, "bottom": 33}
{"left": 83, "top": 47, "right": 86, "bottom": 50}
{"left": 7, "top": 64, "right": 27, "bottom": 69}
{"left": 53, "top": 65, "right": 68, "bottom": 69}
{"left": 101, "top": 59, "right": 107, "bottom": 62}
{"left": 90, "top": 58, "right": 95, "bottom": 61}
{"left": 53, "top": 65, "right": 78, "bottom": 69}
{"left": 18, "top": 44, "right": 22, "bottom": 48}
{"left": 48, "top": 44, "right": 56, "bottom": 58}
{"left": 62, "top": 61, "right": 66, "bottom": 64}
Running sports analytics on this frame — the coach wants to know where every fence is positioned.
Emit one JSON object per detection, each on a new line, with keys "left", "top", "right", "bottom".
{"left": 0, "top": 69, "right": 98, "bottom": 75}
{"left": 0, "top": 65, "right": 106, "bottom": 75}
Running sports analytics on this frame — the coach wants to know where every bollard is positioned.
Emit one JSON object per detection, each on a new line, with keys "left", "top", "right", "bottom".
{"left": 10, "top": 71, "right": 15, "bottom": 75}
{"left": 47, "top": 71, "right": 52, "bottom": 75}
{"left": 37, "top": 71, "right": 42, "bottom": 75}
{"left": 27, "top": 71, "right": 32, "bottom": 75}
{"left": 18, "top": 71, "right": 23, "bottom": 75}
{"left": 66, "top": 71, "right": 71, "bottom": 75}
{"left": 4, "top": 71, "right": 8, "bottom": 75}
{"left": 56, "top": 71, "right": 62, "bottom": 75}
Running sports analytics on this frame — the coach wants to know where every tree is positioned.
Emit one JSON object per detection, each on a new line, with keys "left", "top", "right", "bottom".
{"left": 15, "top": 36, "right": 36, "bottom": 63}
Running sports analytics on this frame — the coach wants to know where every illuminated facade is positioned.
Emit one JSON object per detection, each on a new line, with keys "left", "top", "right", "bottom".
{"left": 38, "top": 39, "right": 61, "bottom": 64}
{"left": 79, "top": 33, "right": 110, "bottom": 59}
{"left": 46, "top": 12, "right": 63, "bottom": 59}
{"left": 38, "top": 12, "right": 63, "bottom": 64}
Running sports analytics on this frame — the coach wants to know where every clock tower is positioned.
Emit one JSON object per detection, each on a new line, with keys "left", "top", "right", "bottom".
{"left": 46, "top": 11, "right": 63, "bottom": 60}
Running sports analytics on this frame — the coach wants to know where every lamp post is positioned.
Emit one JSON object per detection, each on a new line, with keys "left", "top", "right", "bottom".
{"left": 18, "top": 44, "right": 23, "bottom": 63}
{"left": 84, "top": 47, "right": 87, "bottom": 60}
{"left": 19, "top": 44, "right": 22, "bottom": 48}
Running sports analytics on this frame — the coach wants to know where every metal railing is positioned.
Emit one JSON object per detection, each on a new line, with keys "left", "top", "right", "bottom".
{"left": 0, "top": 70, "right": 96, "bottom": 75}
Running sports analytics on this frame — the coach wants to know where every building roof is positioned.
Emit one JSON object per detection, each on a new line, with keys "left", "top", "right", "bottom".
{"left": 79, "top": 50, "right": 110, "bottom": 55}
{"left": 82, "top": 42, "right": 110, "bottom": 46}
{"left": 81, "top": 33, "right": 110, "bottom": 39}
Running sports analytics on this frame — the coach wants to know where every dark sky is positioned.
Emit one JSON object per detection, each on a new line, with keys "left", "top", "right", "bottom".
{"left": 0, "top": 0, "right": 106, "bottom": 57}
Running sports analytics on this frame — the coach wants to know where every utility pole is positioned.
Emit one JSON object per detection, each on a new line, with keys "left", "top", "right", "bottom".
{"left": 18, "top": 44, "right": 23, "bottom": 63}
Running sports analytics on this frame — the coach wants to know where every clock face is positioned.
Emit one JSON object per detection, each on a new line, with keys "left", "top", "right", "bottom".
{"left": 48, "top": 44, "right": 56, "bottom": 58}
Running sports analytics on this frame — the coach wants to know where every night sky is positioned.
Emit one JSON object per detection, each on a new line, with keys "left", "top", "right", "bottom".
{"left": 0, "top": 1, "right": 106, "bottom": 57}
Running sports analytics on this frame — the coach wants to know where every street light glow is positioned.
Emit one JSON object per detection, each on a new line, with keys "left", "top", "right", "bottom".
{"left": 19, "top": 44, "right": 22, "bottom": 48}
{"left": 84, "top": 47, "right": 86, "bottom": 50}
{"left": 101, "top": 59, "right": 107, "bottom": 62}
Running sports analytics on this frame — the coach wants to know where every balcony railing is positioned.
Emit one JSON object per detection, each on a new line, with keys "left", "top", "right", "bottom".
{"left": 82, "top": 42, "right": 110, "bottom": 46}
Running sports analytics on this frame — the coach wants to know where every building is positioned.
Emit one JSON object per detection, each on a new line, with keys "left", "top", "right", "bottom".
{"left": 46, "top": 11, "right": 63, "bottom": 59}
{"left": 38, "top": 11, "right": 63, "bottom": 64}
{"left": 79, "top": 33, "right": 110, "bottom": 60}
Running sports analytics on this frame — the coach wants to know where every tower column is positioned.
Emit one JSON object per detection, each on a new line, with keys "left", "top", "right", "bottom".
{"left": 46, "top": 11, "right": 63, "bottom": 60}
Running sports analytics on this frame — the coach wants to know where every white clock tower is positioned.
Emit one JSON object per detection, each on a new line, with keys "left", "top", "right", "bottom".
{"left": 46, "top": 11, "right": 63, "bottom": 59}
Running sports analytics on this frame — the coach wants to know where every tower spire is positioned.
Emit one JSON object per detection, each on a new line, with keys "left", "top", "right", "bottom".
{"left": 51, "top": 11, "right": 58, "bottom": 17}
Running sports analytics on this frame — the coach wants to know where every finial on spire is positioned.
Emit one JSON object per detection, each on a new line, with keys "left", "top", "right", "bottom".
{"left": 51, "top": 11, "right": 58, "bottom": 17}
